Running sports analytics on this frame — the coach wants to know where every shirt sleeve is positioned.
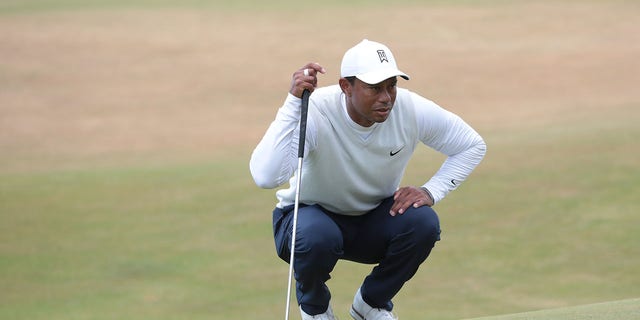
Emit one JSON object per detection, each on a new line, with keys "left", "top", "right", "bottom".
{"left": 413, "top": 93, "right": 487, "bottom": 204}
{"left": 249, "top": 93, "right": 317, "bottom": 189}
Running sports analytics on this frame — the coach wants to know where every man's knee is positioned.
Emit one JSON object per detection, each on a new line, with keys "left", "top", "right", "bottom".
{"left": 405, "top": 206, "right": 441, "bottom": 246}
{"left": 296, "top": 216, "right": 343, "bottom": 257}
{"left": 294, "top": 207, "right": 344, "bottom": 269}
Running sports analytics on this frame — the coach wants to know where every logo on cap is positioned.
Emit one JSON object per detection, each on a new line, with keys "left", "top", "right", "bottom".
{"left": 377, "top": 50, "right": 389, "bottom": 63}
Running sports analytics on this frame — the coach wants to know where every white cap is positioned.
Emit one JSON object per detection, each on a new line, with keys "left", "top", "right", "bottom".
{"left": 340, "top": 39, "right": 410, "bottom": 84}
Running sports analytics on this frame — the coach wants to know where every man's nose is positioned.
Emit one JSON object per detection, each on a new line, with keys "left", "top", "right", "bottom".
{"left": 379, "top": 88, "right": 392, "bottom": 103}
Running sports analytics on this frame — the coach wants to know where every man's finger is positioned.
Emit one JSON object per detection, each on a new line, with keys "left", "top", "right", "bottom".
{"left": 305, "top": 62, "right": 326, "bottom": 74}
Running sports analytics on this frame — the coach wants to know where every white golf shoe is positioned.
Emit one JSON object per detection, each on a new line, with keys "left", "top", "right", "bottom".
{"left": 350, "top": 288, "right": 398, "bottom": 320}
{"left": 300, "top": 304, "right": 337, "bottom": 320}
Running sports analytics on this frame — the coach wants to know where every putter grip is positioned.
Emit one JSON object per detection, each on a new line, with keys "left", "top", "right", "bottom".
{"left": 298, "top": 89, "right": 310, "bottom": 158}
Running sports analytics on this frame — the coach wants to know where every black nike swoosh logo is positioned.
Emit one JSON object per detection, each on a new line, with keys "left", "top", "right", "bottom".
{"left": 389, "top": 146, "right": 405, "bottom": 156}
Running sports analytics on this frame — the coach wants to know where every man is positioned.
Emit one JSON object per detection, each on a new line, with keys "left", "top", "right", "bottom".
{"left": 250, "top": 39, "right": 486, "bottom": 319}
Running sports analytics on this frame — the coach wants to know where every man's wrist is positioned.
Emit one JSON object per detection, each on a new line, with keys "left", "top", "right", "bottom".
{"left": 420, "top": 187, "right": 434, "bottom": 205}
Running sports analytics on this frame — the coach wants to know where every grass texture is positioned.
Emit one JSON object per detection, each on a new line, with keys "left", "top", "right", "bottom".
{"left": 1, "top": 0, "right": 638, "bottom": 319}
{"left": 468, "top": 298, "right": 640, "bottom": 320}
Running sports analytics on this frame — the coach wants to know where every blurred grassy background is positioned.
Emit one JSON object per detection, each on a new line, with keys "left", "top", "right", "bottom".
{"left": 1, "top": 0, "right": 638, "bottom": 319}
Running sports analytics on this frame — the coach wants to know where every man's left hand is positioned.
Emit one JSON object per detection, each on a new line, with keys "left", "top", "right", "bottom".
{"left": 390, "top": 186, "right": 434, "bottom": 216}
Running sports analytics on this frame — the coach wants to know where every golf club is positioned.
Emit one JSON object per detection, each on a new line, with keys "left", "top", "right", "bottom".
{"left": 284, "top": 88, "right": 311, "bottom": 320}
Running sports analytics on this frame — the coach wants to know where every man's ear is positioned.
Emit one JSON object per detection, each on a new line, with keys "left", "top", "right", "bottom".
{"left": 339, "top": 78, "right": 352, "bottom": 97}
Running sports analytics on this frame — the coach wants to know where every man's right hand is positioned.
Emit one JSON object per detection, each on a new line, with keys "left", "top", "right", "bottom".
{"left": 290, "top": 63, "right": 326, "bottom": 98}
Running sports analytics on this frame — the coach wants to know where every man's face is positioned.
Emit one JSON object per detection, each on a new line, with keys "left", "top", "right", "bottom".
{"left": 341, "top": 77, "right": 398, "bottom": 127}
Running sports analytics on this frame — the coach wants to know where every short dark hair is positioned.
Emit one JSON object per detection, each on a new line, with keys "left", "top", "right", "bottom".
{"left": 344, "top": 76, "right": 356, "bottom": 85}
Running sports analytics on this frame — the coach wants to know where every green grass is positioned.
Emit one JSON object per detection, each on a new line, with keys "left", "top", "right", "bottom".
{"left": 468, "top": 298, "right": 640, "bottom": 320}
{"left": 1, "top": 115, "right": 638, "bottom": 319}
{"left": 391, "top": 113, "right": 640, "bottom": 319}
{"left": 0, "top": 159, "right": 282, "bottom": 319}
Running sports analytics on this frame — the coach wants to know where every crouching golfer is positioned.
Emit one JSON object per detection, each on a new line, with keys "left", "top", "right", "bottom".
{"left": 250, "top": 39, "right": 486, "bottom": 319}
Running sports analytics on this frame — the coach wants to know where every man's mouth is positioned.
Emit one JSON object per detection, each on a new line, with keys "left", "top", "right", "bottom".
{"left": 374, "top": 108, "right": 391, "bottom": 116}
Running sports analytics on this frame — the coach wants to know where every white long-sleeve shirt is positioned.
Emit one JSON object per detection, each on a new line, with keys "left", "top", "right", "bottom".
{"left": 250, "top": 85, "right": 486, "bottom": 216}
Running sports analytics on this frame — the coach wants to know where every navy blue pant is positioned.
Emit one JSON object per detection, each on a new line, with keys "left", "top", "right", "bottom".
{"left": 273, "top": 196, "right": 441, "bottom": 315}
